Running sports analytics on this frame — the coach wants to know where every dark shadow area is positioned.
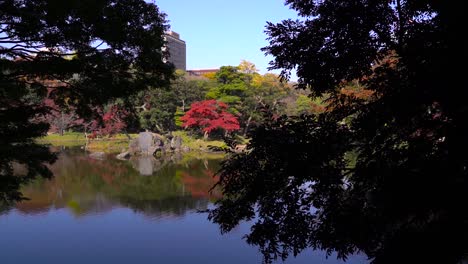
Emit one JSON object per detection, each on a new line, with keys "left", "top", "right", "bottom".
{"left": 209, "top": 1, "right": 466, "bottom": 264}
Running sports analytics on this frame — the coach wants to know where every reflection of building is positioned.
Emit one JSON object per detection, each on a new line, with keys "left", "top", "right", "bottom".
{"left": 164, "top": 31, "right": 186, "bottom": 71}
{"left": 187, "top": 68, "right": 219, "bottom": 77}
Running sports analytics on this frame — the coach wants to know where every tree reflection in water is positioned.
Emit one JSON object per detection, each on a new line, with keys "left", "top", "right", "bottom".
{"left": 7, "top": 148, "right": 222, "bottom": 220}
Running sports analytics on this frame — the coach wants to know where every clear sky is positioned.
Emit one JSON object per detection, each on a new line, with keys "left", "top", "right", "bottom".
{"left": 155, "top": 0, "right": 298, "bottom": 75}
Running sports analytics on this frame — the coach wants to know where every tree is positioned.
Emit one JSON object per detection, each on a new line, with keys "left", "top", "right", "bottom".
{"left": 181, "top": 100, "right": 240, "bottom": 138}
{"left": 135, "top": 88, "right": 178, "bottom": 132}
{"left": 294, "top": 94, "right": 314, "bottom": 115}
{"left": 42, "top": 95, "right": 80, "bottom": 136}
{"left": 0, "top": 0, "right": 172, "bottom": 203}
{"left": 209, "top": 1, "right": 464, "bottom": 264}
{"left": 205, "top": 63, "right": 291, "bottom": 135}
{"left": 172, "top": 70, "right": 210, "bottom": 112}
{"left": 87, "top": 105, "right": 128, "bottom": 139}
{"left": 238, "top": 60, "right": 259, "bottom": 75}
{"left": 243, "top": 72, "right": 291, "bottom": 135}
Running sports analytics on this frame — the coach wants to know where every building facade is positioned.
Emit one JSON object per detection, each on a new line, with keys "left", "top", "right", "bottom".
{"left": 186, "top": 69, "right": 219, "bottom": 77}
{"left": 164, "top": 31, "right": 186, "bottom": 71}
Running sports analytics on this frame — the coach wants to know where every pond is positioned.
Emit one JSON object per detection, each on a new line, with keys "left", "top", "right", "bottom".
{"left": 0, "top": 148, "right": 367, "bottom": 264}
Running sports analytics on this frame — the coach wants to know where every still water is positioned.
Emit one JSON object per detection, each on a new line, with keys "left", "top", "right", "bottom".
{"left": 0, "top": 148, "right": 367, "bottom": 264}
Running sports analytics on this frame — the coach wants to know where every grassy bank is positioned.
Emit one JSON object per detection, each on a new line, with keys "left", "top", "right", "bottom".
{"left": 38, "top": 131, "right": 227, "bottom": 154}
{"left": 172, "top": 131, "right": 227, "bottom": 151}
{"left": 37, "top": 132, "right": 87, "bottom": 147}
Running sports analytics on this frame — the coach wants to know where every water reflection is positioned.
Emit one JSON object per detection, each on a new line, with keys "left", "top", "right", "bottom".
{"left": 0, "top": 148, "right": 368, "bottom": 264}
{"left": 9, "top": 148, "right": 221, "bottom": 219}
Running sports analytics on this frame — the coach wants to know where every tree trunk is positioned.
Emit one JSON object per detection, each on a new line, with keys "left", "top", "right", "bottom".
{"left": 244, "top": 104, "right": 258, "bottom": 136}
{"left": 60, "top": 111, "right": 64, "bottom": 136}
{"left": 124, "top": 130, "right": 131, "bottom": 140}
{"left": 243, "top": 115, "right": 253, "bottom": 137}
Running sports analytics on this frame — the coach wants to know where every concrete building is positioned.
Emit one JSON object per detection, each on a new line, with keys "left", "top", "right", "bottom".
{"left": 164, "top": 31, "right": 186, "bottom": 71}
{"left": 187, "top": 68, "right": 219, "bottom": 77}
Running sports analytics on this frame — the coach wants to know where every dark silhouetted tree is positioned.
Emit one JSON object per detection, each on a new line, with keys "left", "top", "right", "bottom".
{"left": 209, "top": 1, "right": 465, "bottom": 264}
{"left": 0, "top": 0, "right": 173, "bottom": 203}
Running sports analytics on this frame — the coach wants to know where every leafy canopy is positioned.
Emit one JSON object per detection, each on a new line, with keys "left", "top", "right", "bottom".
{"left": 181, "top": 100, "right": 240, "bottom": 137}
{"left": 209, "top": 1, "right": 464, "bottom": 264}
{"left": 0, "top": 0, "right": 172, "bottom": 203}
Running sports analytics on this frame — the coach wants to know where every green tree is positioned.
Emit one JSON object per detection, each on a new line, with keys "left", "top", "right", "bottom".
{"left": 238, "top": 60, "right": 259, "bottom": 74}
{"left": 209, "top": 1, "right": 464, "bottom": 263}
{"left": 243, "top": 72, "right": 291, "bottom": 135}
{"left": 0, "top": 0, "right": 172, "bottom": 203}
{"left": 294, "top": 94, "right": 313, "bottom": 115}
{"left": 132, "top": 71, "right": 211, "bottom": 132}
{"left": 134, "top": 88, "right": 177, "bottom": 132}
{"left": 206, "top": 66, "right": 248, "bottom": 116}
{"left": 173, "top": 70, "right": 210, "bottom": 112}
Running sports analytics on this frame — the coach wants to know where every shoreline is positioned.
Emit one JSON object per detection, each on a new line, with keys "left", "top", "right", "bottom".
{"left": 37, "top": 131, "right": 228, "bottom": 155}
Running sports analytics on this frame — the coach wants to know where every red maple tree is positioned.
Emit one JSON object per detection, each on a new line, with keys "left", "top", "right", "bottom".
{"left": 181, "top": 100, "right": 240, "bottom": 137}
{"left": 86, "top": 105, "right": 128, "bottom": 139}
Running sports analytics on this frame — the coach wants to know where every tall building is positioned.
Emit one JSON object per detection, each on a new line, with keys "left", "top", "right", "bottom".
{"left": 164, "top": 31, "right": 186, "bottom": 71}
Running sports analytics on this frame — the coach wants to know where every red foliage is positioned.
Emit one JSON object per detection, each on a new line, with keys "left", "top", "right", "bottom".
{"left": 37, "top": 86, "right": 127, "bottom": 137}
{"left": 41, "top": 95, "right": 81, "bottom": 134}
{"left": 87, "top": 105, "right": 128, "bottom": 138}
{"left": 181, "top": 100, "right": 240, "bottom": 135}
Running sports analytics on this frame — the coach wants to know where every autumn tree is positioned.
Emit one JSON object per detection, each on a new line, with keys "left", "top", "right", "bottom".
{"left": 209, "top": 1, "right": 464, "bottom": 264}
{"left": 181, "top": 100, "right": 240, "bottom": 138}
{"left": 244, "top": 72, "right": 292, "bottom": 134}
{"left": 130, "top": 70, "right": 210, "bottom": 132}
{"left": 86, "top": 105, "right": 128, "bottom": 139}
{"left": 238, "top": 60, "right": 259, "bottom": 75}
{"left": 206, "top": 62, "right": 293, "bottom": 135}
{"left": 0, "top": 0, "right": 172, "bottom": 203}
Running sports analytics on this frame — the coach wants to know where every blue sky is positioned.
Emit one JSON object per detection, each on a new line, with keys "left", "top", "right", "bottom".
{"left": 155, "top": 0, "right": 298, "bottom": 75}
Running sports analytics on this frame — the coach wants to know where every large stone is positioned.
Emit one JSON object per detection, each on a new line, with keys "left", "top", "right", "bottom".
{"left": 148, "top": 146, "right": 158, "bottom": 156}
{"left": 134, "top": 156, "right": 154, "bottom": 176}
{"left": 138, "top": 132, "right": 153, "bottom": 155}
{"left": 128, "top": 138, "right": 139, "bottom": 155}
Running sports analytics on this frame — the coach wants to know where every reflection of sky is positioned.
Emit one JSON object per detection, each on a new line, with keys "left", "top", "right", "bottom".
{"left": 0, "top": 150, "right": 368, "bottom": 263}
{"left": 0, "top": 208, "right": 367, "bottom": 264}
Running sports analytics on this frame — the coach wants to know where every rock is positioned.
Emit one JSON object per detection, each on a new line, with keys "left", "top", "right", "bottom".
{"left": 116, "top": 151, "right": 130, "bottom": 160}
{"left": 138, "top": 132, "right": 153, "bottom": 155}
{"left": 148, "top": 146, "right": 158, "bottom": 156}
{"left": 122, "top": 131, "right": 182, "bottom": 158}
{"left": 128, "top": 138, "right": 139, "bottom": 155}
{"left": 165, "top": 133, "right": 174, "bottom": 140}
{"left": 171, "top": 136, "right": 183, "bottom": 150}
{"left": 154, "top": 138, "right": 163, "bottom": 148}
{"left": 134, "top": 156, "right": 155, "bottom": 176}
{"left": 171, "top": 152, "right": 183, "bottom": 162}
{"left": 152, "top": 133, "right": 165, "bottom": 140}
{"left": 163, "top": 139, "right": 172, "bottom": 152}
{"left": 89, "top": 152, "right": 105, "bottom": 160}
{"left": 182, "top": 146, "right": 190, "bottom": 152}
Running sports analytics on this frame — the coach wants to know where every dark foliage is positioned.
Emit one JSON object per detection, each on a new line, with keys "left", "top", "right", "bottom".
{"left": 209, "top": 1, "right": 465, "bottom": 263}
{"left": 0, "top": 0, "right": 172, "bottom": 203}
